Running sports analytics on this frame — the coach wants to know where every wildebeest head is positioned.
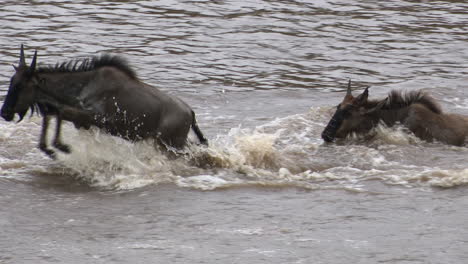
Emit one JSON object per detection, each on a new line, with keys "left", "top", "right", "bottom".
{"left": 321, "top": 81, "right": 382, "bottom": 142}
{"left": 1, "top": 45, "right": 39, "bottom": 122}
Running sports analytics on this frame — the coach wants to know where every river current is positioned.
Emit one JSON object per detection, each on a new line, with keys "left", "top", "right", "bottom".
{"left": 0, "top": 1, "right": 467, "bottom": 263}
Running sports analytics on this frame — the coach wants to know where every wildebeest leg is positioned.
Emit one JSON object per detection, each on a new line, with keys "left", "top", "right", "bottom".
{"left": 39, "top": 115, "right": 56, "bottom": 158}
{"left": 52, "top": 114, "right": 71, "bottom": 153}
{"left": 153, "top": 139, "right": 180, "bottom": 160}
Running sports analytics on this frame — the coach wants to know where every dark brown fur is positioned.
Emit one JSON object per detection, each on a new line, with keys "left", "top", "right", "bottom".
{"left": 1, "top": 45, "right": 208, "bottom": 158}
{"left": 322, "top": 82, "right": 468, "bottom": 146}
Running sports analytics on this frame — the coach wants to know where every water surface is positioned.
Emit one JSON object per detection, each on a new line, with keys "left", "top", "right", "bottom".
{"left": 0, "top": 1, "right": 468, "bottom": 263}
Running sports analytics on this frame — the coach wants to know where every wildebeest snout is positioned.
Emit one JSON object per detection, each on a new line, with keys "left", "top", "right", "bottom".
{"left": 321, "top": 131, "right": 335, "bottom": 142}
{"left": 321, "top": 116, "right": 341, "bottom": 142}
{"left": 1, "top": 108, "right": 14, "bottom": 121}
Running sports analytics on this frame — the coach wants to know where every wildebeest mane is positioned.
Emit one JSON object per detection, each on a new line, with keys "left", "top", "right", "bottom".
{"left": 366, "top": 90, "right": 442, "bottom": 114}
{"left": 36, "top": 54, "right": 138, "bottom": 80}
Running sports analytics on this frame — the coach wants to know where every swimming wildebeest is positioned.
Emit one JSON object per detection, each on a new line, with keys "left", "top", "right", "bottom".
{"left": 1, "top": 45, "right": 208, "bottom": 158}
{"left": 321, "top": 80, "right": 468, "bottom": 146}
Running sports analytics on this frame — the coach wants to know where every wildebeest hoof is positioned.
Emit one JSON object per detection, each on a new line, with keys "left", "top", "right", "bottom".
{"left": 54, "top": 143, "right": 71, "bottom": 153}
{"left": 42, "top": 148, "right": 57, "bottom": 159}
{"left": 39, "top": 143, "right": 57, "bottom": 159}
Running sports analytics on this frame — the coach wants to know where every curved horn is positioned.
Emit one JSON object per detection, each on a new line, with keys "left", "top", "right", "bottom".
{"left": 19, "top": 44, "right": 26, "bottom": 67}
{"left": 30, "top": 50, "right": 38, "bottom": 71}
{"left": 346, "top": 79, "right": 352, "bottom": 96}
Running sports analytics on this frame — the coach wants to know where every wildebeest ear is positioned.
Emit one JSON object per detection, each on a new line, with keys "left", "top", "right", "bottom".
{"left": 12, "top": 64, "right": 18, "bottom": 71}
{"left": 364, "top": 97, "right": 387, "bottom": 114}
{"left": 355, "top": 87, "right": 369, "bottom": 104}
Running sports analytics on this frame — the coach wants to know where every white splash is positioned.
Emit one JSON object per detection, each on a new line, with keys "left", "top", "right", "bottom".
{"left": 1, "top": 107, "right": 467, "bottom": 191}
{"left": 427, "top": 169, "right": 468, "bottom": 188}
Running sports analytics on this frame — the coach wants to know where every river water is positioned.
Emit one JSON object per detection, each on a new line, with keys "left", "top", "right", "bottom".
{"left": 1, "top": 1, "right": 468, "bottom": 263}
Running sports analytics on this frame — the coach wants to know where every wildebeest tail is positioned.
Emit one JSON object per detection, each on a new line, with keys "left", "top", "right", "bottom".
{"left": 191, "top": 111, "right": 208, "bottom": 146}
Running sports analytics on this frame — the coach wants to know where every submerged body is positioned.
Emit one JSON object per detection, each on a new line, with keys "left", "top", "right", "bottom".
{"left": 321, "top": 81, "right": 468, "bottom": 146}
{"left": 403, "top": 104, "right": 468, "bottom": 146}
{"left": 1, "top": 46, "right": 207, "bottom": 157}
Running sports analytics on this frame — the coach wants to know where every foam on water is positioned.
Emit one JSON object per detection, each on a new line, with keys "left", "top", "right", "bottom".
{"left": 58, "top": 127, "right": 179, "bottom": 189}
{"left": 427, "top": 169, "right": 468, "bottom": 188}
{"left": 1, "top": 107, "right": 467, "bottom": 191}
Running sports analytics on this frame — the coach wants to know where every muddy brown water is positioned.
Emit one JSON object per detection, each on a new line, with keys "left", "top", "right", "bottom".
{"left": 0, "top": 1, "right": 467, "bottom": 263}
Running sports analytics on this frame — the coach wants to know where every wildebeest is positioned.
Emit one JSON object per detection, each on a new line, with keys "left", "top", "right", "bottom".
{"left": 1, "top": 45, "right": 208, "bottom": 158}
{"left": 321, "top": 80, "right": 468, "bottom": 146}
